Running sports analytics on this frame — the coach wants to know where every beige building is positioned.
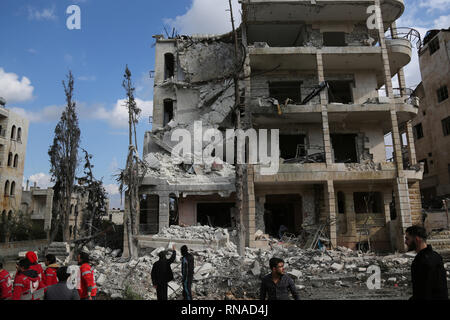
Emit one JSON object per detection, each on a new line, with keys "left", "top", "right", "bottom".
{"left": 0, "top": 98, "right": 29, "bottom": 241}
{"left": 411, "top": 29, "right": 450, "bottom": 206}
{"left": 132, "top": 0, "right": 424, "bottom": 253}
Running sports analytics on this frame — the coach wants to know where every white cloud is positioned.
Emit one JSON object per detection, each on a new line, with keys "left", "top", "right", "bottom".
{"left": 104, "top": 184, "right": 120, "bottom": 196}
{"left": 419, "top": 0, "right": 450, "bottom": 13}
{"left": 93, "top": 98, "right": 153, "bottom": 128}
{"left": 27, "top": 5, "right": 57, "bottom": 21}
{"left": 433, "top": 15, "right": 450, "bottom": 29}
{"left": 10, "top": 105, "right": 64, "bottom": 123}
{"left": 0, "top": 68, "right": 34, "bottom": 103}
{"left": 27, "top": 48, "right": 37, "bottom": 54}
{"left": 26, "top": 173, "right": 54, "bottom": 189}
{"left": 164, "top": 0, "right": 240, "bottom": 35}
{"left": 108, "top": 157, "right": 119, "bottom": 173}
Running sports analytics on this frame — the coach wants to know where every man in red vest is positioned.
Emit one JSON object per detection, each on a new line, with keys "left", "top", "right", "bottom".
{"left": 77, "top": 252, "right": 97, "bottom": 300}
{"left": 12, "top": 258, "right": 45, "bottom": 300}
{"left": 25, "top": 251, "right": 45, "bottom": 282}
{"left": 44, "top": 254, "right": 59, "bottom": 287}
{"left": 0, "top": 258, "right": 13, "bottom": 300}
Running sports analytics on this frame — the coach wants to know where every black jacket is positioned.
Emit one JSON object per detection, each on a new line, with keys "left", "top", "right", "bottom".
{"left": 44, "top": 282, "right": 80, "bottom": 300}
{"left": 410, "top": 245, "right": 448, "bottom": 300}
{"left": 181, "top": 253, "right": 194, "bottom": 282}
{"left": 151, "top": 250, "right": 176, "bottom": 286}
{"left": 260, "top": 273, "right": 299, "bottom": 300}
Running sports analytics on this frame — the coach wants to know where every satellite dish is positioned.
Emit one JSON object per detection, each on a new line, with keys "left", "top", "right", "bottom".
{"left": 0, "top": 97, "right": 6, "bottom": 106}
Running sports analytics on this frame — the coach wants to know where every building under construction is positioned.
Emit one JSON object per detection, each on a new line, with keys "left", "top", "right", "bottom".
{"left": 130, "top": 0, "right": 424, "bottom": 253}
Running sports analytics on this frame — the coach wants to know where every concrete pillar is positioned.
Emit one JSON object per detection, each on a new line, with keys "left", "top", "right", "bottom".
{"left": 344, "top": 191, "right": 356, "bottom": 238}
{"left": 394, "top": 177, "right": 412, "bottom": 252}
{"left": 325, "top": 180, "right": 337, "bottom": 248}
{"left": 316, "top": 51, "right": 328, "bottom": 105}
{"left": 255, "top": 195, "right": 266, "bottom": 234}
{"left": 246, "top": 165, "right": 256, "bottom": 247}
{"left": 390, "top": 110, "right": 404, "bottom": 174}
{"left": 159, "top": 195, "right": 170, "bottom": 232}
{"left": 375, "top": 0, "right": 394, "bottom": 98}
{"left": 406, "top": 121, "right": 417, "bottom": 166}
{"left": 383, "top": 191, "right": 393, "bottom": 225}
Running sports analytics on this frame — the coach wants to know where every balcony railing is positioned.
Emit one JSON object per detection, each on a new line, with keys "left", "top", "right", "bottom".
{"left": 386, "top": 27, "right": 422, "bottom": 49}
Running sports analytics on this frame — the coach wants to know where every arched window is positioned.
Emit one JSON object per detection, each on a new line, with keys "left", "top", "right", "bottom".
{"left": 10, "top": 181, "right": 15, "bottom": 196}
{"left": 71, "top": 204, "right": 74, "bottom": 216}
{"left": 10, "top": 125, "right": 16, "bottom": 139}
{"left": 13, "top": 154, "right": 18, "bottom": 168}
{"left": 7, "top": 153, "right": 13, "bottom": 166}
{"left": 17, "top": 128, "right": 22, "bottom": 142}
{"left": 4, "top": 180, "right": 9, "bottom": 196}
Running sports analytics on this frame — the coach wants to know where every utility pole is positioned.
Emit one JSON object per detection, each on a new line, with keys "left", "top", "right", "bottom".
{"left": 228, "top": 0, "right": 246, "bottom": 257}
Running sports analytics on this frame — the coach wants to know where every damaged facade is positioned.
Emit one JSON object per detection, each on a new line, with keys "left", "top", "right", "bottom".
{"left": 410, "top": 29, "right": 450, "bottom": 206}
{"left": 131, "top": 0, "right": 424, "bottom": 253}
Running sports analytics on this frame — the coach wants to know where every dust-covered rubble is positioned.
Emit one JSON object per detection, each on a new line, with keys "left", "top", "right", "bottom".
{"left": 81, "top": 226, "right": 450, "bottom": 300}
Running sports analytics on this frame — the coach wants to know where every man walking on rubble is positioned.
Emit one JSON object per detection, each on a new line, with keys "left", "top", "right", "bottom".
{"left": 260, "top": 257, "right": 299, "bottom": 300}
{"left": 405, "top": 225, "right": 448, "bottom": 300}
{"left": 180, "top": 245, "right": 194, "bottom": 300}
{"left": 151, "top": 245, "right": 176, "bottom": 300}
{"left": 77, "top": 251, "right": 97, "bottom": 300}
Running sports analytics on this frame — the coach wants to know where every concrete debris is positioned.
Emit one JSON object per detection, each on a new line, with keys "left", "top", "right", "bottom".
{"left": 84, "top": 225, "right": 420, "bottom": 300}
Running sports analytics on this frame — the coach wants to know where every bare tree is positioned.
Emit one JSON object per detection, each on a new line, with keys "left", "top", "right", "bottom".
{"left": 77, "top": 149, "right": 108, "bottom": 238}
{"left": 48, "top": 71, "right": 81, "bottom": 242}
{"left": 116, "top": 66, "right": 146, "bottom": 258}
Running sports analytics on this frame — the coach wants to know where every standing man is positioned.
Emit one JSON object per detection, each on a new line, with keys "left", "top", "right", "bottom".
{"left": 77, "top": 252, "right": 97, "bottom": 300}
{"left": 44, "top": 266, "right": 80, "bottom": 300}
{"left": 405, "top": 225, "right": 448, "bottom": 300}
{"left": 25, "top": 251, "right": 45, "bottom": 282}
{"left": 260, "top": 257, "right": 299, "bottom": 300}
{"left": 12, "top": 258, "right": 45, "bottom": 300}
{"left": 0, "top": 257, "right": 12, "bottom": 300}
{"left": 44, "top": 254, "right": 59, "bottom": 287}
{"left": 180, "top": 245, "right": 194, "bottom": 300}
{"left": 151, "top": 245, "right": 176, "bottom": 300}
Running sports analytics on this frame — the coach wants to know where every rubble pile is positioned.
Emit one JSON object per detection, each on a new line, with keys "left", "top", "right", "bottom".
{"left": 83, "top": 226, "right": 441, "bottom": 300}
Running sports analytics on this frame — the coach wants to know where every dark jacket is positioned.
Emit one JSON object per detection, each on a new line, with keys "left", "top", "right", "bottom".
{"left": 44, "top": 281, "right": 80, "bottom": 300}
{"left": 181, "top": 253, "right": 194, "bottom": 282}
{"left": 260, "top": 273, "right": 299, "bottom": 300}
{"left": 410, "top": 245, "right": 448, "bottom": 300}
{"left": 151, "top": 250, "right": 176, "bottom": 286}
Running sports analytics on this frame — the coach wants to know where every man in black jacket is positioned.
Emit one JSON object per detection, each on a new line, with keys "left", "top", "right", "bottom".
{"left": 405, "top": 225, "right": 448, "bottom": 300}
{"left": 260, "top": 257, "right": 299, "bottom": 300}
{"left": 180, "top": 245, "right": 194, "bottom": 300}
{"left": 151, "top": 245, "right": 176, "bottom": 300}
{"left": 44, "top": 266, "right": 80, "bottom": 300}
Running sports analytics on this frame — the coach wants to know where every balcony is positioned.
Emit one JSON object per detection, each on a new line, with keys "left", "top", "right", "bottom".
{"left": 253, "top": 161, "right": 423, "bottom": 183}
{"left": 242, "top": 0, "right": 405, "bottom": 27}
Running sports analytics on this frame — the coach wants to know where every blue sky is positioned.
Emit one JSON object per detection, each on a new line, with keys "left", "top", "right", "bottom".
{"left": 0, "top": 0, "right": 448, "bottom": 208}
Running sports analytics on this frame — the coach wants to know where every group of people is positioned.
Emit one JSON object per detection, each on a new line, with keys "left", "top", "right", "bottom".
{"left": 1, "top": 225, "right": 448, "bottom": 301}
{"left": 0, "top": 251, "right": 97, "bottom": 300}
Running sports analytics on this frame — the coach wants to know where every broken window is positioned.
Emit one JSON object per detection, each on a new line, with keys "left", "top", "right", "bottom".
{"left": 323, "top": 32, "right": 347, "bottom": 46}
{"left": 139, "top": 194, "right": 159, "bottom": 235}
{"left": 197, "top": 203, "right": 234, "bottom": 228}
{"left": 337, "top": 192, "right": 345, "bottom": 214}
{"left": 442, "top": 117, "right": 450, "bottom": 136}
{"left": 327, "top": 80, "right": 353, "bottom": 104}
{"left": 169, "top": 194, "right": 178, "bottom": 226}
{"left": 354, "top": 192, "right": 383, "bottom": 214}
{"left": 419, "top": 159, "right": 429, "bottom": 175}
{"left": 279, "top": 134, "right": 306, "bottom": 160}
{"left": 264, "top": 194, "right": 302, "bottom": 238}
{"left": 429, "top": 37, "right": 440, "bottom": 55}
{"left": 331, "top": 134, "right": 358, "bottom": 163}
{"left": 163, "top": 99, "right": 174, "bottom": 126}
{"left": 437, "top": 86, "right": 448, "bottom": 103}
{"left": 414, "top": 123, "right": 424, "bottom": 140}
{"left": 269, "top": 81, "right": 302, "bottom": 104}
{"left": 164, "top": 53, "right": 175, "bottom": 80}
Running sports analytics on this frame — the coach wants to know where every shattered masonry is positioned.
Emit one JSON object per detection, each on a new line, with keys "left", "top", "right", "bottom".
{"left": 127, "top": 0, "right": 426, "bottom": 255}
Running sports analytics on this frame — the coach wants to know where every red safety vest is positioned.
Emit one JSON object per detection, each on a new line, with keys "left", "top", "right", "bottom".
{"left": 78, "top": 263, "right": 97, "bottom": 299}
{"left": 12, "top": 271, "right": 45, "bottom": 300}
{"left": 0, "top": 269, "right": 13, "bottom": 300}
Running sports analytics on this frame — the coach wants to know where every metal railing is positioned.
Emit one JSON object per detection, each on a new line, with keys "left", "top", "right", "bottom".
{"left": 386, "top": 27, "right": 422, "bottom": 49}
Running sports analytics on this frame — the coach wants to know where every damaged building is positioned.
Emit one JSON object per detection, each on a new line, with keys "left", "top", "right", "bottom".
{"left": 130, "top": 0, "right": 424, "bottom": 253}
